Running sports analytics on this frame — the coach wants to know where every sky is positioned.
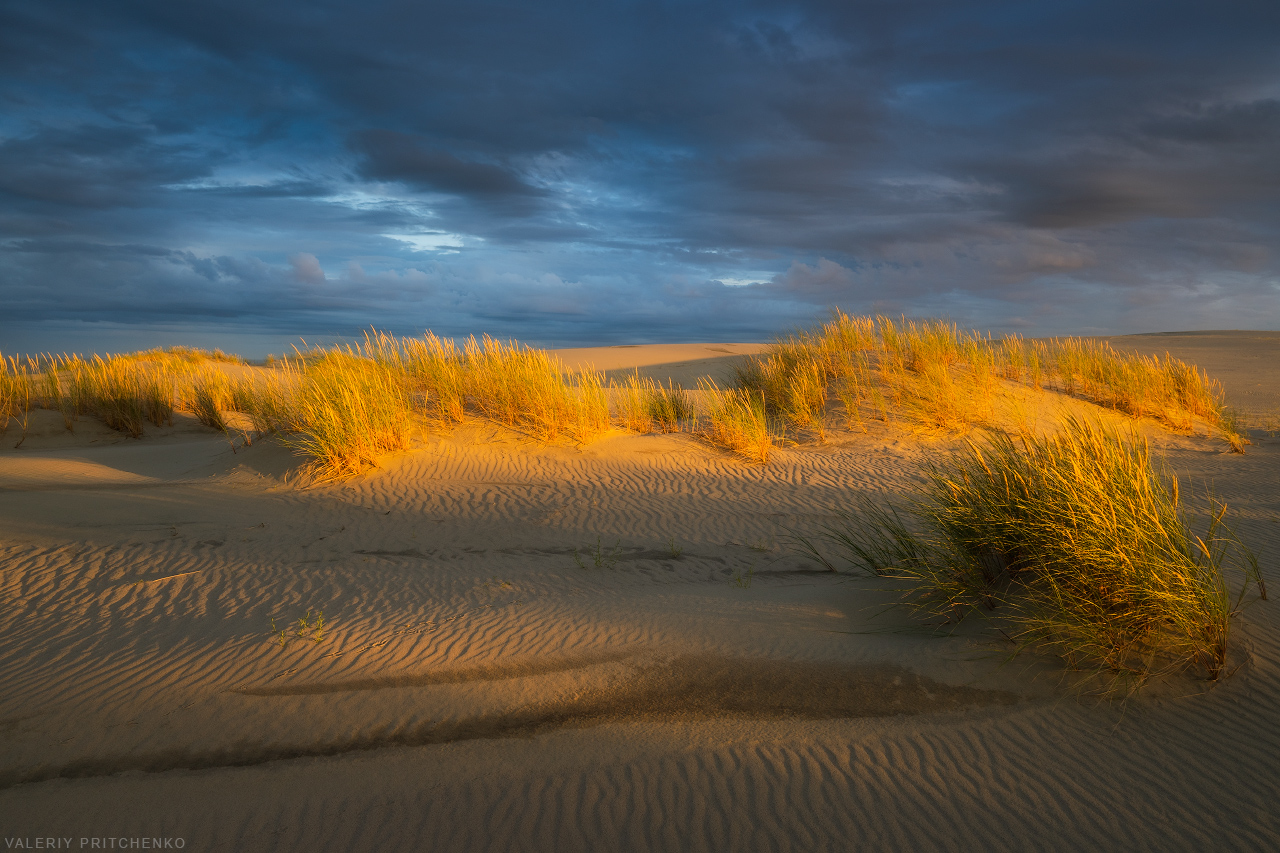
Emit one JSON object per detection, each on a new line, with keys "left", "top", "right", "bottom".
{"left": 2, "top": 0, "right": 1279, "bottom": 355}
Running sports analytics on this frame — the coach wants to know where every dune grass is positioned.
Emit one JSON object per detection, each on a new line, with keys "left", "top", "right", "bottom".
{"left": 1045, "top": 337, "right": 1242, "bottom": 449}
{"left": 277, "top": 348, "right": 413, "bottom": 481}
{"left": 0, "top": 316, "right": 1252, "bottom": 475}
{"left": 734, "top": 312, "right": 1000, "bottom": 439}
{"left": 0, "top": 356, "right": 35, "bottom": 440}
{"left": 459, "top": 336, "right": 609, "bottom": 444}
{"left": 696, "top": 379, "right": 775, "bottom": 463}
{"left": 730, "top": 311, "right": 1246, "bottom": 453}
{"left": 814, "top": 416, "right": 1265, "bottom": 689}
{"left": 188, "top": 368, "right": 231, "bottom": 433}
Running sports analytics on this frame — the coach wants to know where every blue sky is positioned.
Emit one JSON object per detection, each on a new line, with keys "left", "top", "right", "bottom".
{"left": 2, "top": 1, "right": 1279, "bottom": 355}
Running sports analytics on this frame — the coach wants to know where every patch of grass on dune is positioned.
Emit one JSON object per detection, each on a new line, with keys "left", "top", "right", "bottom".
{"left": 612, "top": 372, "right": 695, "bottom": 434}
{"left": 696, "top": 379, "right": 775, "bottom": 463}
{"left": 48, "top": 354, "right": 175, "bottom": 437}
{"left": 1046, "top": 337, "right": 1245, "bottom": 451}
{"left": 815, "top": 416, "right": 1265, "bottom": 691}
{"left": 729, "top": 310, "right": 1247, "bottom": 454}
{"left": 0, "top": 355, "right": 35, "bottom": 440}
{"left": 613, "top": 372, "right": 657, "bottom": 434}
{"left": 461, "top": 335, "right": 609, "bottom": 444}
{"left": 363, "top": 330, "right": 611, "bottom": 444}
{"left": 0, "top": 315, "right": 1253, "bottom": 476}
{"left": 647, "top": 379, "right": 694, "bottom": 432}
{"left": 279, "top": 347, "right": 414, "bottom": 481}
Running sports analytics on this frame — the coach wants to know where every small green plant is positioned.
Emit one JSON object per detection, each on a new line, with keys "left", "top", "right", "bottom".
{"left": 667, "top": 536, "right": 684, "bottom": 558}
{"left": 574, "top": 536, "right": 622, "bottom": 569}
{"left": 1262, "top": 409, "right": 1280, "bottom": 438}
{"left": 730, "top": 562, "right": 755, "bottom": 588}
{"left": 1219, "top": 408, "right": 1250, "bottom": 453}
{"left": 270, "top": 608, "right": 328, "bottom": 647}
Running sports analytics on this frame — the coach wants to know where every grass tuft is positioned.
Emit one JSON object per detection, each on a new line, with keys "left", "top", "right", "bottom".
{"left": 280, "top": 348, "right": 413, "bottom": 481}
{"left": 819, "top": 416, "right": 1264, "bottom": 689}
{"left": 696, "top": 379, "right": 775, "bottom": 463}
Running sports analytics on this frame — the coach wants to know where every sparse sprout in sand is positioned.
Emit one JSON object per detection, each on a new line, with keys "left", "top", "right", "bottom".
{"left": 271, "top": 608, "right": 328, "bottom": 648}
{"left": 819, "top": 416, "right": 1265, "bottom": 691}
{"left": 574, "top": 536, "right": 622, "bottom": 569}
{"left": 1262, "top": 410, "right": 1280, "bottom": 438}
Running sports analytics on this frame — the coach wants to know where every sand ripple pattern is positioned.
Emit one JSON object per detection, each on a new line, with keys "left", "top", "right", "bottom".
{"left": 0, "top": 427, "right": 1277, "bottom": 850}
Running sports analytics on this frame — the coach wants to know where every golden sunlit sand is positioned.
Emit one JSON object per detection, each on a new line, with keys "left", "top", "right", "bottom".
{"left": 0, "top": 332, "right": 1277, "bottom": 850}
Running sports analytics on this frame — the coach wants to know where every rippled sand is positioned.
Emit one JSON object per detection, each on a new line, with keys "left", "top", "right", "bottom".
{"left": 0, "top": 341, "right": 1277, "bottom": 851}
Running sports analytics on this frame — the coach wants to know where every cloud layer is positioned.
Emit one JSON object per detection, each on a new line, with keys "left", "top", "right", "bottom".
{"left": 2, "top": 0, "right": 1278, "bottom": 351}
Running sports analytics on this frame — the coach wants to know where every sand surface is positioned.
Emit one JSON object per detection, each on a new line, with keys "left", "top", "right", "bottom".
{"left": 0, "top": 340, "right": 1277, "bottom": 851}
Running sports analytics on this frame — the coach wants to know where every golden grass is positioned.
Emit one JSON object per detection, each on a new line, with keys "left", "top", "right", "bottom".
{"left": 279, "top": 348, "right": 413, "bottom": 481}
{"left": 610, "top": 373, "right": 694, "bottom": 434}
{"left": 1044, "top": 337, "right": 1241, "bottom": 447}
{"left": 613, "top": 372, "right": 657, "bottom": 433}
{"left": 696, "top": 379, "right": 775, "bottom": 463}
{"left": 119, "top": 345, "right": 246, "bottom": 367}
{"left": 814, "top": 416, "right": 1265, "bottom": 689}
{"left": 0, "top": 356, "right": 35, "bottom": 440}
{"left": 361, "top": 331, "right": 611, "bottom": 444}
{"left": 647, "top": 379, "right": 695, "bottom": 432}
{"left": 734, "top": 312, "right": 999, "bottom": 439}
{"left": 47, "top": 355, "right": 176, "bottom": 438}
{"left": 730, "top": 311, "right": 1246, "bottom": 452}
{"left": 0, "top": 316, "right": 1252, "bottom": 475}
{"left": 460, "top": 336, "right": 609, "bottom": 444}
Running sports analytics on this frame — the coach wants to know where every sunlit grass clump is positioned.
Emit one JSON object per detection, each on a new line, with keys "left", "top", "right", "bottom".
{"left": 820, "top": 417, "right": 1265, "bottom": 688}
{"left": 612, "top": 373, "right": 694, "bottom": 434}
{"left": 281, "top": 349, "right": 412, "bottom": 480}
{"left": 362, "top": 331, "right": 610, "bottom": 444}
{"left": 696, "top": 379, "right": 774, "bottom": 463}
{"left": 730, "top": 310, "right": 1246, "bottom": 453}
{"left": 0, "top": 315, "right": 1255, "bottom": 478}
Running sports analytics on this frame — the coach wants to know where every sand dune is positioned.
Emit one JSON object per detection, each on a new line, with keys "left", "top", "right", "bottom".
{"left": 0, "top": 341, "right": 1277, "bottom": 851}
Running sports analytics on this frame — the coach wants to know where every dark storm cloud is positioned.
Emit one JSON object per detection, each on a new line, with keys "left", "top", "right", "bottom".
{"left": 0, "top": 125, "right": 209, "bottom": 209}
{"left": 1, "top": 0, "right": 1278, "bottom": 352}
{"left": 351, "top": 130, "right": 544, "bottom": 200}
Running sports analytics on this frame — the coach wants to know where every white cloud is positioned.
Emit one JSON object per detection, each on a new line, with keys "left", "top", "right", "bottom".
{"left": 385, "top": 232, "right": 467, "bottom": 253}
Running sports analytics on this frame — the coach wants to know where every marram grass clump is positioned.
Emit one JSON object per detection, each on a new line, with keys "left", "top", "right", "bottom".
{"left": 280, "top": 348, "right": 413, "bottom": 482}
{"left": 696, "top": 379, "right": 775, "bottom": 463}
{"left": 731, "top": 310, "right": 1246, "bottom": 452}
{"left": 817, "top": 416, "right": 1265, "bottom": 690}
